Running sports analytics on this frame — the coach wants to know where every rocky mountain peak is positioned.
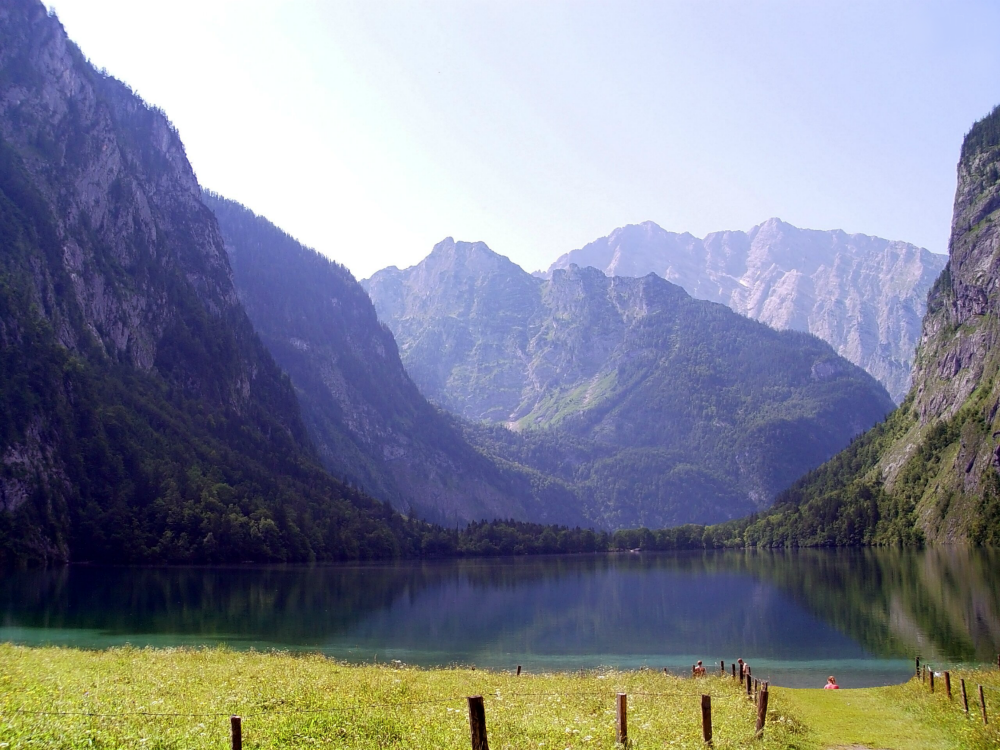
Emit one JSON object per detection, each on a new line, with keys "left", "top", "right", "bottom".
{"left": 548, "top": 218, "right": 947, "bottom": 402}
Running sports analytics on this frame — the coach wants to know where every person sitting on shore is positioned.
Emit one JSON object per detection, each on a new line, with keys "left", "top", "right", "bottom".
{"left": 824, "top": 676, "right": 840, "bottom": 690}
{"left": 693, "top": 660, "right": 706, "bottom": 676}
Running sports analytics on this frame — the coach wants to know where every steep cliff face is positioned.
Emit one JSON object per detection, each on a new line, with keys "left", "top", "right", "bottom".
{"left": 895, "top": 105, "right": 1000, "bottom": 540}
{"left": 206, "top": 195, "right": 585, "bottom": 526}
{"left": 0, "top": 0, "right": 425, "bottom": 563}
{"left": 741, "top": 105, "right": 1000, "bottom": 546}
{"left": 365, "top": 241, "right": 894, "bottom": 528}
{"left": 547, "top": 219, "right": 947, "bottom": 403}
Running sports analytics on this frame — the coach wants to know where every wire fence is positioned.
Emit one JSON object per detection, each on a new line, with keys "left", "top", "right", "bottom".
{"left": 6, "top": 657, "right": 996, "bottom": 747}
{"left": 0, "top": 664, "right": 768, "bottom": 748}
{"left": 913, "top": 656, "right": 1000, "bottom": 729}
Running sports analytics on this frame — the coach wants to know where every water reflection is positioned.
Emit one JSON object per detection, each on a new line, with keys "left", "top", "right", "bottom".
{"left": 0, "top": 549, "right": 996, "bottom": 687}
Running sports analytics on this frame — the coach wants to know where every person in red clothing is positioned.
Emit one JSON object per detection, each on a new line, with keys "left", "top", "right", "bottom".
{"left": 824, "top": 676, "right": 840, "bottom": 689}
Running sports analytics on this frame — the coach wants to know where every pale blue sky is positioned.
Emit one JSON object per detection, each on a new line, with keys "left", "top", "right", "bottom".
{"left": 50, "top": 1, "right": 999, "bottom": 278}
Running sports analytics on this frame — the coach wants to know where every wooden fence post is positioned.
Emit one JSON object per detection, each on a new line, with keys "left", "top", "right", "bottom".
{"left": 944, "top": 671, "right": 951, "bottom": 700}
{"left": 929, "top": 669, "right": 935, "bottom": 693}
{"left": 731, "top": 663, "right": 736, "bottom": 679}
{"left": 755, "top": 685, "right": 769, "bottom": 737}
{"left": 468, "top": 695, "right": 489, "bottom": 750}
{"left": 701, "top": 694, "right": 712, "bottom": 745}
{"left": 979, "top": 685, "right": 988, "bottom": 725}
{"left": 616, "top": 693, "right": 628, "bottom": 745}
{"left": 746, "top": 672, "right": 752, "bottom": 698}
{"left": 915, "top": 656, "right": 920, "bottom": 678}
{"left": 230, "top": 716, "right": 242, "bottom": 750}
{"left": 720, "top": 660, "right": 724, "bottom": 676}
{"left": 961, "top": 679, "right": 969, "bottom": 714}
{"left": 516, "top": 665, "right": 521, "bottom": 676}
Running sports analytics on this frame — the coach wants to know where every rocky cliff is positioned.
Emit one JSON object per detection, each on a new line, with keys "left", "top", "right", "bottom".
{"left": 205, "top": 194, "right": 585, "bottom": 527}
{"left": 364, "top": 240, "right": 895, "bottom": 528}
{"left": 547, "top": 220, "right": 947, "bottom": 403}
{"left": 740, "top": 105, "right": 1000, "bottom": 546}
{"left": 0, "top": 0, "right": 427, "bottom": 563}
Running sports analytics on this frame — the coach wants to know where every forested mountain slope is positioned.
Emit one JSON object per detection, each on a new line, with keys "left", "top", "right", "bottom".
{"left": 205, "top": 194, "right": 585, "bottom": 527}
{"left": 547, "top": 219, "right": 946, "bottom": 403}
{"left": 364, "top": 240, "right": 895, "bottom": 528}
{"left": 736, "top": 104, "right": 1000, "bottom": 546}
{"left": 0, "top": 0, "right": 434, "bottom": 563}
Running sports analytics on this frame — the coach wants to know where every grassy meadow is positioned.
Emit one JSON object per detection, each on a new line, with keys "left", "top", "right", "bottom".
{"left": 0, "top": 644, "right": 997, "bottom": 749}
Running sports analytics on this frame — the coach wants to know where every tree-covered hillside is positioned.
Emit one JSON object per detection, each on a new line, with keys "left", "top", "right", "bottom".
{"left": 0, "top": 0, "right": 437, "bottom": 564}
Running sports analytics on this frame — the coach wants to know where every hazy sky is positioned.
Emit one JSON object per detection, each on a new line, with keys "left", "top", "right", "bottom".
{"left": 49, "top": 1, "right": 999, "bottom": 278}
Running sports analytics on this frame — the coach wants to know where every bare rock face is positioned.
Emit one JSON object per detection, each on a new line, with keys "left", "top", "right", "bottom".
{"left": 0, "top": 1, "right": 252, "bottom": 402}
{"left": 547, "top": 219, "right": 947, "bottom": 403}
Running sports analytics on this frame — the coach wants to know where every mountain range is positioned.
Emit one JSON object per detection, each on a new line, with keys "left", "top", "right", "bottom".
{"left": 3, "top": 0, "right": 997, "bottom": 561}
{"left": 547, "top": 219, "right": 947, "bottom": 404}
{"left": 364, "top": 241, "right": 895, "bottom": 527}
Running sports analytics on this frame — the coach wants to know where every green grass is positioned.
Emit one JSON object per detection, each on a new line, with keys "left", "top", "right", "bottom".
{"left": 0, "top": 645, "right": 798, "bottom": 749}
{"left": 769, "top": 670, "right": 1000, "bottom": 750}
{"left": 0, "top": 645, "right": 997, "bottom": 749}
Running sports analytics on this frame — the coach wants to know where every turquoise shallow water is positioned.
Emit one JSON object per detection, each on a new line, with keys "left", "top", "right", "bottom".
{"left": 1, "top": 548, "right": 996, "bottom": 688}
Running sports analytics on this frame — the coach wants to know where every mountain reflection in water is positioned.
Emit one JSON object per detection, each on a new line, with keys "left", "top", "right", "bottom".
{"left": 1, "top": 548, "right": 996, "bottom": 686}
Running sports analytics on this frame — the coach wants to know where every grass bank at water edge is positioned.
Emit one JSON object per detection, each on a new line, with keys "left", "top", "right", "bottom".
{"left": 0, "top": 645, "right": 998, "bottom": 748}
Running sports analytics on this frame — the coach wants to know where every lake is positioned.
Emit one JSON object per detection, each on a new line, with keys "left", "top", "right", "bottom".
{"left": 1, "top": 548, "right": 997, "bottom": 687}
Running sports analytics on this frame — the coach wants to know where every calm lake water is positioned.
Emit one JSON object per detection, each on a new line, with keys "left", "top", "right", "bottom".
{"left": 1, "top": 548, "right": 998, "bottom": 687}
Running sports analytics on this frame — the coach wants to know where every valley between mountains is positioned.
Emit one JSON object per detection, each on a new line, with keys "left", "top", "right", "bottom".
{"left": 0, "top": 0, "right": 997, "bottom": 563}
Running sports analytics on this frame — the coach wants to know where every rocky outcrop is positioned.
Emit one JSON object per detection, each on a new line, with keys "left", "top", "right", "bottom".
{"left": 547, "top": 220, "right": 947, "bottom": 403}
{"left": 893, "top": 105, "right": 1000, "bottom": 539}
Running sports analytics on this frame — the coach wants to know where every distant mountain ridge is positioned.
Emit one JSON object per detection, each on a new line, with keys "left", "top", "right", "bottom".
{"left": 546, "top": 219, "right": 947, "bottom": 403}
{"left": 364, "top": 239, "right": 895, "bottom": 528}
